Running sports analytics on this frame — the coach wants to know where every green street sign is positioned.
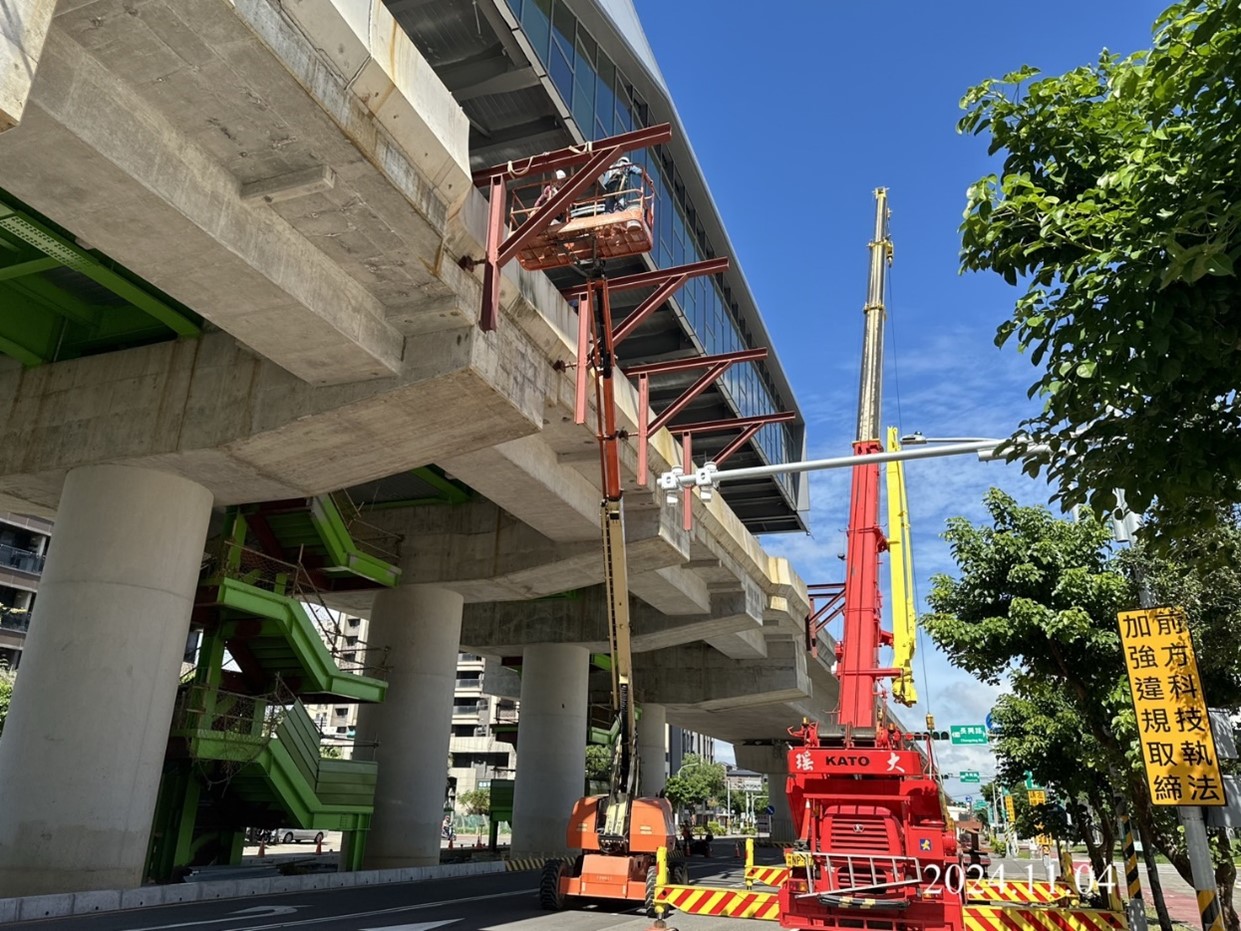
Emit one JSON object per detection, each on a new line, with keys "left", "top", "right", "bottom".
{"left": 960, "top": 770, "right": 981, "bottom": 783}
{"left": 973, "top": 799, "right": 989, "bottom": 811}
{"left": 950, "top": 724, "right": 988, "bottom": 745}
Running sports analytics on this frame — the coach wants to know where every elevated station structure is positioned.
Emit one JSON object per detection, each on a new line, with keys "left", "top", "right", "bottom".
{"left": 0, "top": 0, "right": 838, "bottom": 897}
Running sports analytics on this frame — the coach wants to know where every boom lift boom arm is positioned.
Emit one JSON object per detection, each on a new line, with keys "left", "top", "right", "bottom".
{"left": 587, "top": 275, "right": 640, "bottom": 848}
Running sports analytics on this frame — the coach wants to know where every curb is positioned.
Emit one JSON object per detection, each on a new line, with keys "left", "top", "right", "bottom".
{"left": 0, "top": 860, "right": 508, "bottom": 924}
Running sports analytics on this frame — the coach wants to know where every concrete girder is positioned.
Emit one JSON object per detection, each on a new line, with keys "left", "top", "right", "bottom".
{"left": 0, "top": 0, "right": 476, "bottom": 386}
{"left": 0, "top": 327, "right": 543, "bottom": 512}
{"left": 459, "top": 584, "right": 762, "bottom": 657}
{"left": 0, "top": 0, "right": 56, "bottom": 132}
{"left": 631, "top": 639, "right": 809, "bottom": 711}
{"left": 324, "top": 500, "right": 690, "bottom": 608}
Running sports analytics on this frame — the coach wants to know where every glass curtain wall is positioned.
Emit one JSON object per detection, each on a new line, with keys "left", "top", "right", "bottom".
{"left": 507, "top": 0, "right": 794, "bottom": 493}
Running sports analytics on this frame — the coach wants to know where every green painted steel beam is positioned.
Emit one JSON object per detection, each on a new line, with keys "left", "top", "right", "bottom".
{"left": 0, "top": 298, "right": 62, "bottom": 364}
{"left": 0, "top": 202, "right": 200, "bottom": 337}
{"left": 6, "top": 276, "right": 99, "bottom": 327}
{"left": 0, "top": 256, "right": 60, "bottom": 280}
{"left": 410, "top": 466, "right": 472, "bottom": 504}
{"left": 307, "top": 496, "right": 401, "bottom": 588}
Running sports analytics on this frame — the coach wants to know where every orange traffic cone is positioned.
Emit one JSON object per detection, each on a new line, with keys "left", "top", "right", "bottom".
{"left": 258, "top": 837, "right": 266, "bottom": 857}
{"left": 735, "top": 841, "right": 742, "bottom": 858}
{"left": 448, "top": 837, "right": 454, "bottom": 849}
{"left": 315, "top": 835, "right": 323, "bottom": 856}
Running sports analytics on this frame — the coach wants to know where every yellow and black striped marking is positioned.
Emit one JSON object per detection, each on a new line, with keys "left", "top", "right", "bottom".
{"left": 656, "top": 883, "right": 781, "bottom": 920}
{"left": 1199, "top": 889, "right": 1225, "bottom": 931}
{"left": 964, "top": 904, "right": 1127, "bottom": 931}
{"left": 745, "top": 864, "right": 790, "bottom": 887}
{"left": 965, "top": 879, "right": 1078, "bottom": 905}
{"left": 505, "top": 856, "right": 548, "bottom": 871}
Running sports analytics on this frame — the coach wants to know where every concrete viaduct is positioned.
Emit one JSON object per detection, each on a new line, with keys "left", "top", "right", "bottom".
{"left": 0, "top": 0, "right": 836, "bottom": 895}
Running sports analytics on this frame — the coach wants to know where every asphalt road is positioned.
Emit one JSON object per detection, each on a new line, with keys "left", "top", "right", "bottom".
{"left": 0, "top": 849, "right": 765, "bottom": 931}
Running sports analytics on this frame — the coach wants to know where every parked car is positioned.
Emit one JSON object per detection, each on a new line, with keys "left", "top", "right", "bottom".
{"left": 274, "top": 828, "right": 325, "bottom": 845}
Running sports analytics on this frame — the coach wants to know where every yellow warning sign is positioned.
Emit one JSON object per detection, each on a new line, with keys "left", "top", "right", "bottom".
{"left": 1118, "top": 606, "right": 1223, "bottom": 806}
{"left": 1004, "top": 795, "right": 1016, "bottom": 822}
{"left": 1027, "top": 789, "right": 1046, "bottom": 807}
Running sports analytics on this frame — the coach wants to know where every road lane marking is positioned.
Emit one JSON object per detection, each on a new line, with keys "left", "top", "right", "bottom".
{"left": 184, "top": 889, "right": 529, "bottom": 931}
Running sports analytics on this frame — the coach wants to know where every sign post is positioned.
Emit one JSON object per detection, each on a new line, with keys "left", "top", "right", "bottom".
{"left": 1119, "top": 605, "right": 1225, "bottom": 931}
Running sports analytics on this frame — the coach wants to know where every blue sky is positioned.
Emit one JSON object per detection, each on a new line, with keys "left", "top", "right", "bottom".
{"left": 632, "top": 1, "right": 1170, "bottom": 789}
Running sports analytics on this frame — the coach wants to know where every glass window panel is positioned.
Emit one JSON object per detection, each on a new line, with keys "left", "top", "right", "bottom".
{"left": 574, "top": 29, "right": 597, "bottom": 71}
{"left": 595, "top": 76, "right": 616, "bottom": 137}
{"left": 552, "top": 0, "right": 575, "bottom": 59}
{"left": 507, "top": 0, "right": 521, "bottom": 16}
{"left": 614, "top": 101, "right": 633, "bottom": 133}
{"left": 549, "top": 43, "right": 573, "bottom": 103}
{"left": 522, "top": 0, "right": 552, "bottom": 65}
{"left": 572, "top": 73, "right": 594, "bottom": 133}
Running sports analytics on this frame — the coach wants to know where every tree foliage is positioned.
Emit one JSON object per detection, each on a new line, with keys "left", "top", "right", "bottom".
{"left": 958, "top": 0, "right": 1241, "bottom": 535}
{"left": 0, "top": 664, "right": 13, "bottom": 738}
{"left": 458, "top": 788, "right": 491, "bottom": 816}
{"left": 663, "top": 754, "right": 726, "bottom": 813}
{"left": 585, "top": 743, "right": 612, "bottom": 784}
{"left": 925, "top": 489, "right": 1240, "bottom": 928}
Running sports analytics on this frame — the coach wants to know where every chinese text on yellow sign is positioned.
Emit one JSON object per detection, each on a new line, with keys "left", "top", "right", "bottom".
{"left": 1118, "top": 606, "right": 1223, "bottom": 806}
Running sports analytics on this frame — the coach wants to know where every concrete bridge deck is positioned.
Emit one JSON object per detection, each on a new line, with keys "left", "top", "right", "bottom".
{"left": 0, "top": 0, "right": 833, "bottom": 895}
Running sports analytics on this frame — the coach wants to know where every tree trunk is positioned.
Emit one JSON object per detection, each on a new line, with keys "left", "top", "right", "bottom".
{"left": 1216, "top": 829, "right": 1239, "bottom": 931}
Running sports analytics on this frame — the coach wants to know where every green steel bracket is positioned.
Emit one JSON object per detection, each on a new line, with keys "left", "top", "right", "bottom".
{"left": 0, "top": 200, "right": 200, "bottom": 336}
{"left": 308, "top": 495, "right": 401, "bottom": 588}
{"left": 210, "top": 578, "right": 388, "bottom": 703}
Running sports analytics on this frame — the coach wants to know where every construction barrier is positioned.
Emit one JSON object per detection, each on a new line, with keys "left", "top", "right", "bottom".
{"left": 656, "top": 883, "right": 781, "bottom": 920}
{"left": 964, "top": 905, "right": 1127, "bottom": 931}
{"left": 965, "top": 879, "right": 1079, "bottom": 905}
{"left": 504, "top": 856, "right": 549, "bottom": 871}
{"left": 745, "top": 865, "right": 790, "bottom": 888}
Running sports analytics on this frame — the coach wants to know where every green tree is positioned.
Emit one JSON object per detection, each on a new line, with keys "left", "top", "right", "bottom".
{"left": 924, "top": 489, "right": 1240, "bottom": 929}
{"left": 0, "top": 663, "right": 14, "bottom": 738}
{"left": 663, "top": 754, "right": 726, "bottom": 815}
{"left": 585, "top": 743, "right": 612, "bottom": 785}
{"left": 458, "top": 788, "right": 491, "bottom": 817}
{"left": 958, "top": 0, "right": 1241, "bottom": 536}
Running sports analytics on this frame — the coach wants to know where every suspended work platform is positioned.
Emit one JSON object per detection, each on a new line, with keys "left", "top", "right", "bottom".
{"left": 512, "top": 201, "right": 652, "bottom": 271}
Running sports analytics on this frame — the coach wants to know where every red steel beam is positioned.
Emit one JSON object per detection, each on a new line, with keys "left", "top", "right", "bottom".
{"left": 472, "top": 124, "right": 672, "bottom": 331}
{"left": 563, "top": 257, "right": 730, "bottom": 349}
{"left": 471, "top": 124, "right": 672, "bottom": 186}
{"left": 624, "top": 346, "right": 765, "bottom": 378}
{"left": 630, "top": 348, "right": 767, "bottom": 484}
{"left": 669, "top": 410, "right": 798, "bottom": 436}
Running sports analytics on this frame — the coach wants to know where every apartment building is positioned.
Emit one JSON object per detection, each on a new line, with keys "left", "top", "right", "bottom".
{"left": 0, "top": 513, "right": 51, "bottom": 669}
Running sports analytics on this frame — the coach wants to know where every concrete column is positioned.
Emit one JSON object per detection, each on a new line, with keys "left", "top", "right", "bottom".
{"left": 355, "top": 585, "right": 464, "bottom": 868}
{"left": 511, "top": 643, "right": 588, "bottom": 856}
{"left": 766, "top": 772, "right": 795, "bottom": 842}
{"left": 0, "top": 0, "right": 57, "bottom": 132}
{"left": 637, "top": 703, "right": 667, "bottom": 797}
{"left": 0, "top": 464, "right": 213, "bottom": 895}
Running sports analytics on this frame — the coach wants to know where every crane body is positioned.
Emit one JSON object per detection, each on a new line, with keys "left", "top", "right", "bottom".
{"left": 776, "top": 190, "right": 965, "bottom": 931}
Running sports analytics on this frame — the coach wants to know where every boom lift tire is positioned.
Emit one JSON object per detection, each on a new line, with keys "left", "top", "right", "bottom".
{"left": 644, "top": 865, "right": 658, "bottom": 917}
{"left": 668, "top": 850, "right": 689, "bottom": 885}
{"left": 539, "top": 859, "right": 568, "bottom": 910}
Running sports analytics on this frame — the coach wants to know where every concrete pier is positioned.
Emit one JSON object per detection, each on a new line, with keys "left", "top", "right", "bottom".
{"left": 355, "top": 585, "right": 464, "bottom": 868}
{"left": 0, "top": 465, "right": 213, "bottom": 895}
{"left": 510, "top": 643, "right": 589, "bottom": 855}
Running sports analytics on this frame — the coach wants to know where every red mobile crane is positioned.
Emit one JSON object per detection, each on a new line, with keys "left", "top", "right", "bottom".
{"left": 777, "top": 189, "right": 965, "bottom": 931}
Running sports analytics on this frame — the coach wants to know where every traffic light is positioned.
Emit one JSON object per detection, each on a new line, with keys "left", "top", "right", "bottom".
{"left": 445, "top": 775, "right": 457, "bottom": 812}
{"left": 904, "top": 731, "right": 951, "bottom": 742}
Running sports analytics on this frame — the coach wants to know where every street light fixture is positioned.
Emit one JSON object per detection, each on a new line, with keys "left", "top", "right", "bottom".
{"left": 657, "top": 435, "right": 1050, "bottom": 497}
